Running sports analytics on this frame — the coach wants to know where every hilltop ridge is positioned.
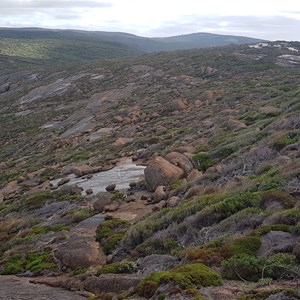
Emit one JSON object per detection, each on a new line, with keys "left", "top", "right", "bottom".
{"left": 0, "top": 27, "right": 264, "bottom": 68}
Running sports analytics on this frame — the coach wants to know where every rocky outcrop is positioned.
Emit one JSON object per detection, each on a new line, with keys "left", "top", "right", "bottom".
{"left": 144, "top": 157, "right": 184, "bottom": 192}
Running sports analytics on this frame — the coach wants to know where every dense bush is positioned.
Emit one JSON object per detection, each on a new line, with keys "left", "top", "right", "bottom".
{"left": 96, "top": 218, "right": 130, "bottom": 255}
{"left": 1, "top": 250, "right": 56, "bottom": 275}
{"left": 186, "top": 235, "right": 261, "bottom": 266}
{"left": 137, "top": 262, "right": 222, "bottom": 298}
{"left": 97, "top": 260, "right": 137, "bottom": 275}
{"left": 221, "top": 253, "right": 299, "bottom": 282}
{"left": 192, "top": 152, "right": 216, "bottom": 171}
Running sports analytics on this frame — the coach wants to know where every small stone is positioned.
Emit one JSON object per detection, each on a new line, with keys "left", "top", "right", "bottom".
{"left": 106, "top": 183, "right": 116, "bottom": 192}
{"left": 167, "top": 196, "right": 181, "bottom": 207}
{"left": 106, "top": 255, "right": 113, "bottom": 264}
{"left": 57, "top": 177, "right": 70, "bottom": 187}
{"left": 141, "top": 195, "right": 148, "bottom": 200}
{"left": 152, "top": 200, "right": 167, "bottom": 211}
{"left": 86, "top": 189, "right": 93, "bottom": 195}
{"left": 153, "top": 185, "right": 167, "bottom": 203}
{"left": 104, "top": 203, "right": 119, "bottom": 212}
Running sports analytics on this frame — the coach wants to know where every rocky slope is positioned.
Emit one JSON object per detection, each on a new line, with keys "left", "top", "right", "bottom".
{"left": 0, "top": 41, "right": 300, "bottom": 299}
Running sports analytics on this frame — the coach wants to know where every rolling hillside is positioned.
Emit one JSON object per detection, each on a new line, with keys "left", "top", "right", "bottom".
{"left": 0, "top": 27, "right": 264, "bottom": 67}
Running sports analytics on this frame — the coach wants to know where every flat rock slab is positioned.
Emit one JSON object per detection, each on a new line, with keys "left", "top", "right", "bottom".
{"left": 83, "top": 274, "right": 143, "bottom": 293}
{"left": 0, "top": 276, "right": 86, "bottom": 300}
{"left": 54, "top": 214, "right": 106, "bottom": 269}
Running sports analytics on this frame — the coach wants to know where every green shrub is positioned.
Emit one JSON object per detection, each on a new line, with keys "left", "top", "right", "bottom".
{"left": 186, "top": 235, "right": 261, "bottom": 267}
{"left": 273, "top": 131, "right": 299, "bottom": 151}
{"left": 97, "top": 260, "right": 137, "bottom": 275}
{"left": 96, "top": 218, "right": 130, "bottom": 255}
{"left": 136, "top": 237, "right": 182, "bottom": 256}
{"left": 221, "top": 255, "right": 263, "bottom": 282}
{"left": 137, "top": 263, "right": 222, "bottom": 298}
{"left": 229, "top": 236, "right": 261, "bottom": 257}
{"left": 254, "top": 224, "right": 291, "bottom": 236}
{"left": 111, "top": 190, "right": 124, "bottom": 201}
{"left": 192, "top": 152, "right": 216, "bottom": 171}
{"left": 1, "top": 250, "right": 56, "bottom": 275}
{"left": 263, "top": 253, "right": 298, "bottom": 279}
{"left": 260, "top": 190, "right": 296, "bottom": 209}
{"left": 211, "top": 145, "right": 237, "bottom": 160}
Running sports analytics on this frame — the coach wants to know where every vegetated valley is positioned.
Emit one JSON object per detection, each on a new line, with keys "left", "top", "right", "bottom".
{"left": 0, "top": 33, "right": 300, "bottom": 300}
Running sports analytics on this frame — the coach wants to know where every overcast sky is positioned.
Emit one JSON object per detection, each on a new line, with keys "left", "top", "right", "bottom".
{"left": 1, "top": 0, "right": 300, "bottom": 40}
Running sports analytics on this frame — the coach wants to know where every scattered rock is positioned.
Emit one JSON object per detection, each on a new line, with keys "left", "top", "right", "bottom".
{"left": 187, "top": 169, "right": 203, "bottom": 181}
{"left": 167, "top": 196, "right": 181, "bottom": 207}
{"left": 153, "top": 186, "right": 168, "bottom": 203}
{"left": 227, "top": 118, "right": 247, "bottom": 130}
{"left": 144, "top": 157, "right": 184, "bottom": 192}
{"left": 113, "top": 138, "right": 134, "bottom": 148}
{"left": 92, "top": 192, "right": 113, "bottom": 212}
{"left": 171, "top": 99, "right": 188, "bottom": 111}
{"left": 199, "top": 90, "right": 215, "bottom": 102}
{"left": 85, "top": 188, "right": 93, "bottom": 195}
{"left": 106, "top": 183, "right": 116, "bottom": 192}
{"left": 113, "top": 116, "right": 124, "bottom": 123}
{"left": 73, "top": 164, "right": 101, "bottom": 177}
{"left": 57, "top": 178, "right": 70, "bottom": 187}
{"left": 104, "top": 203, "right": 120, "bottom": 212}
{"left": 152, "top": 200, "right": 167, "bottom": 211}
{"left": 0, "top": 82, "right": 10, "bottom": 93}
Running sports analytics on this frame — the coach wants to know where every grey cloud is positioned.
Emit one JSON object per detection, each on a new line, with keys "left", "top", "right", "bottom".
{"left": 0, "top": 0, "right": 112, "bottom": 17}
{"left": 54, "top": 14, "right": 79, "bottom": 20}
{"left": 0, "top": 0, "right": 112, "bottom": 9}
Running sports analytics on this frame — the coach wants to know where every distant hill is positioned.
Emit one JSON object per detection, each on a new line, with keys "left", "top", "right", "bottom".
{"left": 0, "top": 27, "right": 264, "bottom": 67}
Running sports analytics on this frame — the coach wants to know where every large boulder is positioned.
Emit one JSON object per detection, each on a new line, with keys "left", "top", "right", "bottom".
{"left": 144, "top": 157, "right": 184, "bottom": 192}
{"left": 73, "top": 164, "right": 101, "bottom": 177}
{"left": 54, "top": 236, "right": 105, "bottom": 270}
{"left": 165, "top": 152, "right": 193, "bottom": 174}
{"left": 92, "top": 192, "right": 113, "bottom": 212}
